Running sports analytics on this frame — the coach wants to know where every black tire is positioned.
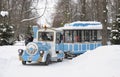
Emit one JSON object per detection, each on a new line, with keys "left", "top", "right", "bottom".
{"left": 57, "top": 58, "right": 63, "bottom": 62}
{"left": 22, "top": 61, "right": 26, "bottom": 65}
{"left": 44, "top": 54, "right": 51, "bottom": 65}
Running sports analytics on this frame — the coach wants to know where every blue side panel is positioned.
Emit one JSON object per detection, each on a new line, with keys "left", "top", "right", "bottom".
{"left": 69, "top": 44, "right": 73, "bottom": 51}
{"left": 56, "top": 43, "right": 64, "bottom": 51}
{"left": 79, "top": 44, "right": 86, "bottom": 54}
{"left": 96, "top": 43, "right": 102, "bottom": 47}
{"left": 90, "top": 44, "right": 95, "bottom": 50}
{"left": 33, "top": 26, "right": 38, "bottom": 39}
{"left": 55, "top": 44, "right": 59, "bottom": 51}
{"left": 74, "top": 44, "right": 78, "bottom": 51}
{"left": 82, "top": 44, "right": 86, "bottom": 51}
{"left": 57, "top": 52, "right": 64, "bottom": 59}
{"left": 60, "top": 43, "right": 64, "bottom": 51}
{"left": 87, "top": 44, "right": 90, "bottom": 50}
{"left": 63, "top": 42, "right": 102, "bottom": 55}
{"left": 80, "top": 44, "right": 86, "bottom": 53}
{"left": 79, "top": 44, "right": 81, "bottom": 51}
{"left": 64, "top": 44, "right": 68, "bottom": 52}
{"left": 74, "top": 44, "right": 79, "bottom": 54}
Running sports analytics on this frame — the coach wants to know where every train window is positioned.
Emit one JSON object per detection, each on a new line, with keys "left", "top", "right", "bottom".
{"left": 38, "top": 32, "right": 54, "bottom": 41}
{"left": 78, "top": 30, "right": 82, "bottom": 42}
{"left": 64, "top": 30, "right": 102, "bottom": 43}
{"left": 85, "top": 30, "right": 90, "bottom": 42}
{"left": 97, "top": 30, "right": 102, "bottom": 41}
{"left": 56, "top": 32, "right": 63, "bottom": 43}
{"left": 81, "top": 30, "right": 84, "bottom": 42}
{"left": 64, "top": 30, "right": 73, "bottom": 43}
{"left": 73, "top": 30, "right": 80, "bottom": 42}
{"left": 94, "top": 30, "right": 97, "bottom": 41}
{"left": 73, "top": 31, "right": 77, "bottom": 42}
{"left": 90, "top": 30, "right": 102, "bottom": 41}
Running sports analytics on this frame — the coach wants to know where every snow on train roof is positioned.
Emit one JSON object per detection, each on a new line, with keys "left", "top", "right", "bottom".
{"left": 58, "top": 21, "right": 102, "bottom": 30}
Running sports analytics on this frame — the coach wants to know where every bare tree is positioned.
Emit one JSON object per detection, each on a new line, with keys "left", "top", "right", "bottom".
{"left": 0, "top": 0, "right": 41, "bottom": 39}
{"left": 81, "top": 0, "right": 86, "bottom": 21}
{"left": 101, "top": 0, "right": 108, "bottom": 45}
{"left": 52, "top": 0, "right": 76, "bottom": 27}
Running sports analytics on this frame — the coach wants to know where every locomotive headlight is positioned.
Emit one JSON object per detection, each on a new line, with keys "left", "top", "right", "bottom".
{"left": 26, "top": 42, "right": 38, "bottom": 55}
{"left": 39, "top": 50, "right": 44, "bottom": 55}
{"left": 18, "top": 49, "right": 24, "bottom": 56}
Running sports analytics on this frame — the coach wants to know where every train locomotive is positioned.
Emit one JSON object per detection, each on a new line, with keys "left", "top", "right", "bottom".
{"left": 18, "top": 27, "right": 65, "bottom": 65}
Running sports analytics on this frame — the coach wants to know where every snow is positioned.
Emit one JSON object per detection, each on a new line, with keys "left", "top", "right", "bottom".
{"left": 117, "top": 18, "right": 120, "bottom": 21}
{"left": 0, "top": 44, "right": 120, "bottom": 77}
{"left": 59, "top": 21, "right": 102, "bottom": 30}
{"left": 111, "top": 30, "right": 119, "bottom": 32}
{"left": 14, "top": 41, "right": 25, "bottom": 46}
{"left": 2, "top": 28, "right": 7, "bottom": 32}
{"left": 21, "top": 16, "right": 40, "bottom": 22}
{"left": 0, "top": 11, "right": 9, "bottom": 17}
{"left": 113, "top": 36, "right": 117, "bottom": 39}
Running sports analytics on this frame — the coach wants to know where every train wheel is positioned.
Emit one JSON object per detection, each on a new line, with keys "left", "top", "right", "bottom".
{"left": 22, "top": 61, "right": 26, "bottom": 65}
{"left": 44, "top": 54, "right": 51, "bottom": 65}
{"left": 57, "top": 58, "right": 63, "bottom": 62}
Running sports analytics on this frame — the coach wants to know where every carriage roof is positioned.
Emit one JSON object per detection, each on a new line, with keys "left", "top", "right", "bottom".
{"left": 38, "top": 27, "right": 62, "bottom": 32}
{"left": 57, "top": 21, "right": 102, "bottom": 30}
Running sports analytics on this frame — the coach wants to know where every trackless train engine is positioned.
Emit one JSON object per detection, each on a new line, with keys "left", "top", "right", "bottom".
{"left": 18, "top": 27, "right": 65, "bottom": 65}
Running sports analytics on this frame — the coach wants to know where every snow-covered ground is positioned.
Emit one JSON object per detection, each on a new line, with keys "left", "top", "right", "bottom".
{"left": 0, "top": 45, "right": 120, "bottom": 77}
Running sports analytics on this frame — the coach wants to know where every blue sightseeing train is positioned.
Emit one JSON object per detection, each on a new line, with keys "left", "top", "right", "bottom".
{"left": 18, "top": 21, "right": 102, "bottom": 65}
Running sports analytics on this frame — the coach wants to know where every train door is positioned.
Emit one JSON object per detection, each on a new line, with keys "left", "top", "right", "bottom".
{"left": 56, "top": 32, "right": 64, "bottom": 51}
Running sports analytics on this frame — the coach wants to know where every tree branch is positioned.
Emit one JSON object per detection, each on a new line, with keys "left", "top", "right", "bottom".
{"left": 21, "top": 0, "right": 47, "bottom": 22}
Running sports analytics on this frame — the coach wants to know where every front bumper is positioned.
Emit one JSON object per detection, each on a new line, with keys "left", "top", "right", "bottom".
{"left": 19, "top": 54, "right": 44, "bottom": 62}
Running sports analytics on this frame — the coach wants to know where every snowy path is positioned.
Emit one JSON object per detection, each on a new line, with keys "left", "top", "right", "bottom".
{"left": 0, "top": 46, "right": 76, "bottom": 77}
{"left": 3, "top": 57, "right": 75, "bottom": 77}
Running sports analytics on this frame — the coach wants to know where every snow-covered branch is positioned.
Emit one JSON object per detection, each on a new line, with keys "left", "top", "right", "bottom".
{"left": 21, "top": 0, "right": 48, "bottom": 22}
{"left": 21, "top": 16, "right": 42, "bottom": 22}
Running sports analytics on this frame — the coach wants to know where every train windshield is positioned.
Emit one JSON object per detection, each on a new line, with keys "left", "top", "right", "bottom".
{"left": 38, "top": 32, "right": 54, "bottom": 41}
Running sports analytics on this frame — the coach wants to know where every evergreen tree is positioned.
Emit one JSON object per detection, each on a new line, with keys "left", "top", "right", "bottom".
{"left": 111, "top": 14, "right": 120, "bottom": 44}
{"left": 0, "top": 23, "right": 14, "bottom": 45}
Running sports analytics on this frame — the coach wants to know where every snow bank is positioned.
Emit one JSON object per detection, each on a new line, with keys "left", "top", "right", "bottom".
{"left": 14, "top": 41, "right": 25, "bottom": 46}
{"left": 71, "top": 45, "right": 120, "bottom": 77}
{"left": 0, "top": 46, "right": 25, "bottom": 77}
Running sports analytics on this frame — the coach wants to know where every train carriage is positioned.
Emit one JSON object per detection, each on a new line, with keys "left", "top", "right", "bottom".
{"left": 57, "top": 21, "right": 102, "bottom": 55}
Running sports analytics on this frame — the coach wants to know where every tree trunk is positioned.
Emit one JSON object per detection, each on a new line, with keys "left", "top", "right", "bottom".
{"left": 81, "top": 0, "right": 86, "bottom": 21}
{"left": 101, "top": 0, "right": 108, "bottom": 45}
